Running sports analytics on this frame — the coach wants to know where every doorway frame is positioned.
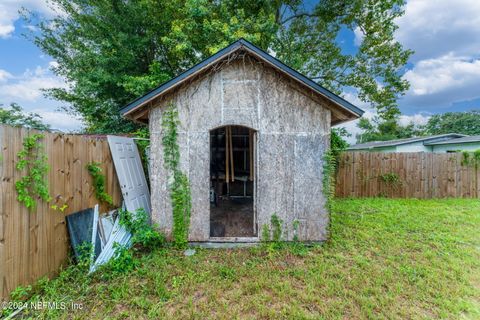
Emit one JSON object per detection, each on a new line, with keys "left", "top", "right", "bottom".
{"left": 208, "top": 125, "right": 258, "bottom": 241}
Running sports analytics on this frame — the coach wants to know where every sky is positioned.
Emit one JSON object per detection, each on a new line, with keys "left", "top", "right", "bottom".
{"left": 0, "top": 0, "right": 479, "bottom": 137}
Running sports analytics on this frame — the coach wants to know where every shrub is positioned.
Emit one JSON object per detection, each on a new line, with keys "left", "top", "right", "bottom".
{"left": 119, "top": 208, "right": 165, "bottom": 251}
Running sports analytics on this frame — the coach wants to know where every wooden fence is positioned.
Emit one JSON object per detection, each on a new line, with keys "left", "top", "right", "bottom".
{"left": 335, "top": 151, "right": 480, "bottom": 198}
{"left": 0, "top": 125, "right": 122, "bottom": 300}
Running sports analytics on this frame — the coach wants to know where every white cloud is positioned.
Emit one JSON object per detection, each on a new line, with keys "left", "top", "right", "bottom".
{"left": 342, "top": 91, "right": 370, "bottom": 110}
{"left": 337, "top": 109, "right": 431, "bottom": 144}
{"left": 399, "top": 113, "right": 430, "bottom": 126}
{"left": 0, "top": 24, "right": 15, "bottom": 38}
{"left": 404, "top": 55, "right": 480, "bottom": 96}
{"left": 31, "top": 109, "right": 84, "bottom": 132}
{"left": 0, "top": 66, "right": 66, "bottom": 101}
{"left": 338, "top": 91, "right": 431, "bottom": 143}
{"left": 396, "top": 0, "right": 480, "bottom": 61}
{"left": 402, "top": 54, "right": 480, "bottom": 108}
{"left": 48, "top": 61, "right": 59, "bottom": 69}
{"left": 353, "top": 26, "right": 364, "bottom": 46}
{"left": 0, "top": 0, "right": 55, "bottom": 38}
{"left": 337, "top": 92, "right": 375, "bottom": 143}
{"left": 0, "top": 76, "right": 63, "bottom": 101}
{"left": 394, "top": 0, "right": 480, "bottom": 113}
{"left": 0, "top": 63, "right": 82, "bottom": 132}
{"left": 0, "top": 69, "right": 13, "bottom": 82}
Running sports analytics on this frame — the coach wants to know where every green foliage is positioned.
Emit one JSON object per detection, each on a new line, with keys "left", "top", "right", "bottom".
{"left": 218, "top": 265, "right": 237, "bottom": 281}
{"left": 10, "top": 284, "right": 32, "bottom": 301}
{"left": 379, "top": 172, "right": 402, "bottom": 189}
{"left": 0, "top": 103, "right": 50, "bottom": 130}
{"left": 119, "top": 208, "right": 165, "bottom": 251}
{"left": 356, "top": 110, "right": 480, "bottom": 144}
{"left": 261, "top": 214, "right": 284, "bottom": 250}
{"left": 107, "top": 243, "right": 139, "bottom": 276}
{"left": 322, "top": 150, "right": 337, "bottom": 214}
{"left": 170, "top": 172, "right": 192, "bottom": 248}
{"left": 292, "top": 219, "right": 300, "bottom": 242}
{"left": 461, "top": 150, "right": 480, "bottom": 169}
{"left": 270, "top": 214, "right": 283, "bottom": 243}
{"left": 15, "top": 134, "right": 51, "bottom": 210}
{"left": 261, "top": 224, "right": 270, "bottom": 243}
{"left": 75, "top": 241, "right": 95, "bottom": 271}
{"left": 86, "top": 162, "right": 113, "bottom": 206}
{"left": 424, "top": 110, "right": 480, "bottom": 136}
{"left": 286, "top": 241, "right": 312, "bottom": 257}
{"left": 275, "top": 0, "right": 412, "bottom": 121}
{"left": 14, "top": 199, "right": 480, "bottom": 319}
{"left": 330, "top": 127, "right": 350, "bottom": 157}
{"left": 461, "top": 151, "right": 470, "bottom": 166}
{"left": 161, "top": 104, "right": 191, "bottom": 248}
{"left": 161, "top": 105, "right": 180, "bottom": 171}
{"left": 50, "top": 203, "right": 69, "bottom": 212}
{"left": 356, "top": 116, "right": 425, "bottom": 144}
{"left": 25, "top": 0, "right": 411, "bottom": 132}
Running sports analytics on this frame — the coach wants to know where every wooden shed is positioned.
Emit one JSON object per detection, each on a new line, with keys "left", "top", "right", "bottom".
{"left": 121, "top": 39, "right": 363, "bottom": 242}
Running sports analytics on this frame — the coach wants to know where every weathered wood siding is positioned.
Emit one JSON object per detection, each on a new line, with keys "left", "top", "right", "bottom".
{"left": 0, "top": 125, "right": 122, "bottom": 300}
{"left": 149, "top": 57, "right": 331, "bottom": 241}
{"left": 336, "top": 151, "right": 480, "bottom": 198}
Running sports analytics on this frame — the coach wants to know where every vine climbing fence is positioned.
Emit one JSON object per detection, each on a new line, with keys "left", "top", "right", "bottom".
{"left": 0, "top": 125, "right": 122, "bottom": 300}
{"left": 335, "top": 151, "right": 480, "bottom": 198}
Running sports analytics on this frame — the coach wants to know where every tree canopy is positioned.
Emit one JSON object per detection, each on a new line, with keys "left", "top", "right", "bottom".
{"left": 355, "top": 116, "right": 423, "bottom": 143}
{"left": 423, "top": 110, "right": 480, "bottom": 136}
{"left": 0, "top": 103, "right": 50, "bottom": 130}
{"left": 25, "top": 0, "right": 412, "bottom": 133}
{"left": 355, "top": 110, "right": 480, "bottom": 143}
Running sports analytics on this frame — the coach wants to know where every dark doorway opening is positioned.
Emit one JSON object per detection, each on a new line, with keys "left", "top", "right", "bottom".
{"left": 210, "top": 125, "right": 256, "bottom": 237}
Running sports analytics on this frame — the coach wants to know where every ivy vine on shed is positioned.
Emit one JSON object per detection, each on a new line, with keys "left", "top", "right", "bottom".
{"left": 161, "top": 104, "right": 192, "bottom": 248}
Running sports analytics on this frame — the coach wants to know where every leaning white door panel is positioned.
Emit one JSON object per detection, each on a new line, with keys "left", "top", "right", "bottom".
{"left": 107, "top": 136, "right": 151, "bottom": 214}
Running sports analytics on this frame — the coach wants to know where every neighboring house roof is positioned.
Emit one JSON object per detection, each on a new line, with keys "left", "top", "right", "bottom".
{"left": 348, "top": 133, "right": 467, "bottom": 150}
{"left": 424, "top": 135, "right": 480, "bottom": 145}
{"left": 120, "top": 38, "right": 364, "bottom": 124}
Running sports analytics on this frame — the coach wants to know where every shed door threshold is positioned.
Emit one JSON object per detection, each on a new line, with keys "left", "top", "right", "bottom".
{"left": 207, "top": 237, "right": 259, "bottom": 243}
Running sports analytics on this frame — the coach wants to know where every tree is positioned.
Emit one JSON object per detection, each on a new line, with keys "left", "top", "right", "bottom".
{"left": 0, "top": 103, "right": 50, "bottom": 130}
{"left": 24, "top": 0, "right": 412, "bottom": 133}
{"left": 331, "top": 127, "right": 350, "bottom": 151}
{"left": 423, "top": 110, "right": 480, "bottom": 136}
{"left": 355, "top": 116, "right": 423, "bottom": 143}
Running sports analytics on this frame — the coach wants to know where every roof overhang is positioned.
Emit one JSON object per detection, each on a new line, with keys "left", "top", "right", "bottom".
{"left": 121, "top": 39, "right": 364, "bottom": 125}
{"left": 348, "top": 133, "right": 468, "bottom": 150}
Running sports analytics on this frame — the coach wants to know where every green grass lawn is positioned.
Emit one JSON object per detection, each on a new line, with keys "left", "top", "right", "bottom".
{"left": 11, "top": 199, "right": 480, "bottom": 319}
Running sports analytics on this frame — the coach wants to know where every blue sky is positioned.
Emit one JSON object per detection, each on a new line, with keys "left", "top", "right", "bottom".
{"left": 0, "top": 0, "right": 479, "bottom": 135}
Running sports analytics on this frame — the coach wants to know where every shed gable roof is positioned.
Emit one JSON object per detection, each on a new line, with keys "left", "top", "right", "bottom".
{"left": 120, "top": 38, "right": 364, "bottom": 124}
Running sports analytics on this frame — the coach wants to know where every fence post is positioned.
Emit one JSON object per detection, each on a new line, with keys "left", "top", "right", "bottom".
{"left": 0, "top": 125, "right": 4, "bottom": 299}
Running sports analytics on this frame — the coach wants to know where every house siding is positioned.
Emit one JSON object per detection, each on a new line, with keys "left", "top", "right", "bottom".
{"left": 149, "top": 58, "right": 331, "bottom": 242}
{"left": 395, "top": 142, "right": 432, "bottom": 153}
{"left": 432, "top": 142, "right": 480, "bottom": 153}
